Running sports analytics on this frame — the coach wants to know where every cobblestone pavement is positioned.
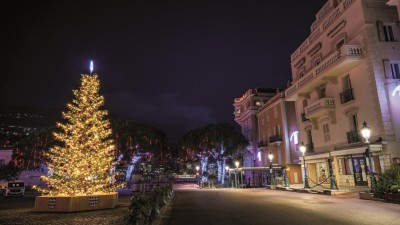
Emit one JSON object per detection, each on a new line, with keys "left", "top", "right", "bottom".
{"left": 0, "top": 191, "right": 133, "bottom": 225}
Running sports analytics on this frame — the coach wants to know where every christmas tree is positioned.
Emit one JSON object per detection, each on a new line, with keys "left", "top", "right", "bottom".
{"left": 36, "top": 74, "right": 117, "bottom": 196}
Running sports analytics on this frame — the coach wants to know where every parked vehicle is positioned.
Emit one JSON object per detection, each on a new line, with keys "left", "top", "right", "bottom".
{"left": 3, "top": 180, "right": 25, "bottom": 197}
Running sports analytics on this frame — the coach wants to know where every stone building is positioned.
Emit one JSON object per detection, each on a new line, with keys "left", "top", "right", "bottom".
{"left": 285, "top": 0, "right": 400, "bottom": 187}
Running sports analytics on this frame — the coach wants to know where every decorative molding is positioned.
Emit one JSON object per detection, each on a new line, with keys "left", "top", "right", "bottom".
{"left": 294, "top": 57, "right": 306, "bottom": 68}
{"left": 308, "top": 42, "right": 322, "bottom": 56}
{"left": 327, "top": 20, "right": 347, "bottom": 38}
{"left": 343, "top": 106, "right": 359, "bottom": 116}
{"left": 322, "top": 76, "right": 338, "bottom": 84}
{"left": 311, "top": 118, "right": 319, "bottom": 130}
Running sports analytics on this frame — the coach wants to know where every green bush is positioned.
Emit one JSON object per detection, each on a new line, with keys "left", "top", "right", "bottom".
{"left": 374, "top": 165, "right": 400, "bottom": 198}
{"left": 390, "top": 185, "right": 399, "bottom": 194}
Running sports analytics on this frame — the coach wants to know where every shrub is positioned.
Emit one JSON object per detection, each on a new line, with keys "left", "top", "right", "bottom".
{"left": 374, "top": 165, "right": 400, "bottom": 198}
{"left": 390, "top": 185, "right": 399, "bottom": 194}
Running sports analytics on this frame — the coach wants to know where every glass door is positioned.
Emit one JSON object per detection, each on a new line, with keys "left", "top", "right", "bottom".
{"left": 352, "top": 157, "right": 368, "bottom": 186}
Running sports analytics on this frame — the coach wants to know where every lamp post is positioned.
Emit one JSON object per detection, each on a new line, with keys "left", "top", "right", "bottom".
{"left": 195, "top": 166, "right": 200, "bottom": 187}
{"left": 235, "top": 161, "right": 239, "bottom": 188}
{"left": 300, "top": 142, "right": 310, "bottom": 189}
{"left": 225, "top": 166, "right": 230, "bottom": 188}
{"left": 268, "top": 150, "right": 275, "bottom": 188}
{"left": 361, "top": 121, "right": 376, "bottom": 192}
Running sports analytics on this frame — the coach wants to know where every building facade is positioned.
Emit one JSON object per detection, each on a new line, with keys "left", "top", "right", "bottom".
{"left": 285, "top": 0, "right": 400, "bottom": 187}
{"left": 233, "top": 88, "right": 277, "bottom": 186}
{"left": 257, "top": 91, "right": 303, "bottom": 186}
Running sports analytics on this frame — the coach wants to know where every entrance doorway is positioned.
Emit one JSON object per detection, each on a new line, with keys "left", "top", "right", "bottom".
{"left": 352, "top": 157, "right": 368, "bottom": 186}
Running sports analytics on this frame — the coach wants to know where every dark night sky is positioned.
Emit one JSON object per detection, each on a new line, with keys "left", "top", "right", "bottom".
{"left": 1, "top": 0, "right": 325, "bottom": 141}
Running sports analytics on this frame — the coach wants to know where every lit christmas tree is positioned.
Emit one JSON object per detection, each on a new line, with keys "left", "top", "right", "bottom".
{"left": 36, "top": 73, "right": 117, "bottom": 196}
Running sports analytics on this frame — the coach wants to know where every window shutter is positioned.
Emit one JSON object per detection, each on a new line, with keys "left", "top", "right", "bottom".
{"left": 383, "top": 59, "right": 392, "bottom": 79}
{"left": 376, "top": 21, "right": 384, "bottom": 41}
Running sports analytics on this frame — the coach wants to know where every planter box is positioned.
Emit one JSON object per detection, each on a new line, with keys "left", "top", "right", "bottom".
{"left": 359, "top": 192, "right": 374, "bottom": 200}
{"left": 34, "top": 192, "right": 118, "bottom": 212}
{"left": 386, "top": 193, "right": 400, "bottom": 202}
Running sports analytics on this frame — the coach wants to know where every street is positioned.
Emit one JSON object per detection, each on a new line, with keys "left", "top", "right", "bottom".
{"left": 1, "top": 185, "right": 399, "bottom": 225}
{"left": 166, "top": 184, "right": 400, "bottom": 225}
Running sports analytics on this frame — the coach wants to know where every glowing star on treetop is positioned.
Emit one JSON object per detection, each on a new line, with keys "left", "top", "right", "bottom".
{"left": 90, "top": 60, "right": 94, "bottom": 74}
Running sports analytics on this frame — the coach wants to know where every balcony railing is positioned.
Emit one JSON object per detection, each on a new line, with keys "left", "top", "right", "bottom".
{"left": 286, "top": 44, "right": 364, "bottom": 101}
{"left": 305, "top": 98, "right": 335, "bottom": 118}
{"left": 258, "top": 142, "right": 268, "bottom": 148}
{"left": 340, "top": 88, "right": 354, "bottom": 104}
{"left": 269, "top": 135, "right": 282, "bottom": 144}
{"left": 347, "top": 130, "right": 361, "bottom": 144}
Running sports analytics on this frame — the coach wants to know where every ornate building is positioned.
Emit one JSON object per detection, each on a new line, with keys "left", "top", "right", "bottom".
{"left": 285, "top": 0, "right": 400, "bottom": 187}
{"left": 233, "top": 88, "right": 276, "bottom": 186}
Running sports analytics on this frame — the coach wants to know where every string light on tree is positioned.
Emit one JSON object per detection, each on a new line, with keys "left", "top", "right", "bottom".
{"left": 35, "top": 64, "right": 119, "bottom": 196}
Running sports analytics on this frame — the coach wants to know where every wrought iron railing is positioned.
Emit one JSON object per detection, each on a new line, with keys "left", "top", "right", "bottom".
{"left": 340, "top": 88, "right": 354, "bottom": 104}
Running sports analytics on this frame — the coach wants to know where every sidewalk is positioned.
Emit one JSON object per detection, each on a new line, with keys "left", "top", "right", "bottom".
{"left": 266, "top": 183, "right": 371, "bottom": 196}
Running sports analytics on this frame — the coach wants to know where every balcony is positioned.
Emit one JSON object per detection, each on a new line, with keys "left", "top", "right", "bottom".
{"left": 305, "top": 98, "right": 335, "bottom": 119}
{"left": 258, "top": 142, "right": 268, "bottom": 148}
{"left": 286, "top": 45, "right": 364, "bottom": 101}
{"left": 269, "top": 135, "right": 282, "bottom": 145}
{"left": 347, "top": 130, "right": 362, "bottom": 144}
{"left": 340, "top": 88, "right": 354, "bottom": 104}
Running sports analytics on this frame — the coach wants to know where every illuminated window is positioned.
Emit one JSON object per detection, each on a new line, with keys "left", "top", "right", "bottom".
{"left": 337, "top": 159, "right": 343, "bottom": 175}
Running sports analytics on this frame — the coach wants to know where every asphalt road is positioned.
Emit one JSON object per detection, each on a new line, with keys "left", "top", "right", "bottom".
{"left": 166, "top": 184, "right": 400, "bottom": 225}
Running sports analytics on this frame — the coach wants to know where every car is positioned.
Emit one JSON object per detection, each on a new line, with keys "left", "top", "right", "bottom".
{"left": 4, "top": 180, "right": 25, "bottom": 197}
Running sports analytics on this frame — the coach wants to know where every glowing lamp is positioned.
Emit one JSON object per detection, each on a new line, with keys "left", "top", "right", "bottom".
{"left": 361, "top": 121, "right": 371, "bottom": 143}
{"left": 299, "top": 142, "right": 306, "bottom": 156}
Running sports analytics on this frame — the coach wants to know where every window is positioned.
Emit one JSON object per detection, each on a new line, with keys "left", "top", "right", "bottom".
{"left": 383, "top": 25, "right": 395, "bottom": 42}
{"left": 379, "top": 155, "right": 386, "bottom": 173}
{"left": 336, "top": 39, "right": 345, "bottom": 50}
{"left": 314, "top": 58, "right": 321, "bottom": 66}
{"left": 323, "top": 124, "right": 330, "bottom": 142}
{"left": 306, "top": 129, "right": 314, "bottom": 151}
{"left": 299, "top": 71, "right": 305, "bottom": 79}
{"left": 340, "top": 74, "right": 354, "bottom": 103}
{"left": 349, "top": 114, "right": 358, "bottom": 131}
{"left": 338, "top": 159, "right": 343, "bottom": 175}
{"left": 390, "top": 63, "right": 400, "bottom": 79}
{"left": 317, "top": 85, "right": 326, "bottom": 99}
{"left": 377, "top": 21, "right": 397, "bottom": 42}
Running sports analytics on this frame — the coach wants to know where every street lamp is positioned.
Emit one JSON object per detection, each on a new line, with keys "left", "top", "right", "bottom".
{"left": 300, "top": 142, "right": 310, "bottom": 189}
{"left": 361, "top": 121, "right": 376, "bottom": 192}
{"left": 235, "top": 161, "right": 239, "bottom": 188}
{"left": 225, "top": 166, "right": 230, "bottom": 188}
{"left": 195, "top": 166, "right": 200, "bottom": 187}
{"left": 268, "top": 151, "right": 275, "bottom": 188}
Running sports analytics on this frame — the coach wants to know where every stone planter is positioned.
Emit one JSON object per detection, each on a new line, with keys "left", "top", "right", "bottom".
{"left": 34, "top": 192, "right": 118, "bottom": 212}
{"left": 359, "top": 191, "right": 374, "bottom": 200}
{"left": 386, "top": 193, "right": 400, "bottom": 202}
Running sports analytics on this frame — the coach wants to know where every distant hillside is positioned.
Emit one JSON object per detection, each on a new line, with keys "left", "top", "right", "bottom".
{"left": 0, "top": 104, "right": 61, "bottom": 128}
